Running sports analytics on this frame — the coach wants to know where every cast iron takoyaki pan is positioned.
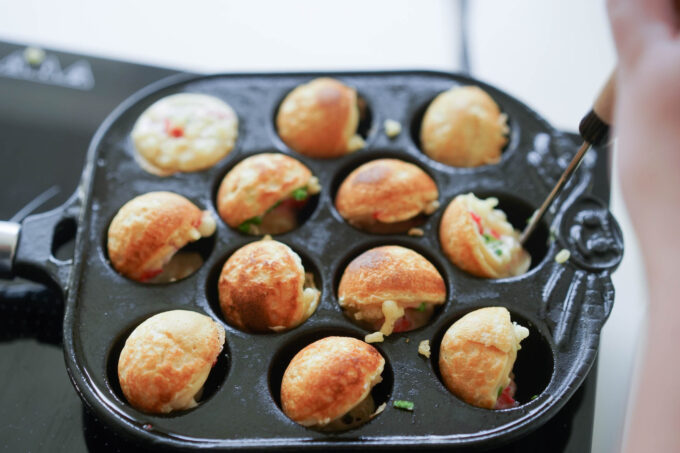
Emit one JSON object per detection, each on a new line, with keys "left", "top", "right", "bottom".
{"left": 7, "top": 71, "right": 623, "bottom": 450}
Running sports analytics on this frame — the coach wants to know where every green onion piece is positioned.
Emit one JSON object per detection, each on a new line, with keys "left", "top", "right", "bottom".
{"left": 530, "top": 395, "right": 538, "bottom": 400}
{"left": 495, "top": 249, "right": 502, "bottom": 256}
{"left": 416, "top": 302, "right": 426, "bottom": 312}
{"left": 498, "top": 387, "right": 504, "bottom": 397}
{"left": 238, "top": 215, "right": 262, "bottom": 232}
{"left": 393, "top": 400, "right": 414, "bottom": 411}
{"left": 292, "top": 187, "right": 308, "bottom": 201}
{"left": 483, "top": 233, "right": 503, "bottom": 244}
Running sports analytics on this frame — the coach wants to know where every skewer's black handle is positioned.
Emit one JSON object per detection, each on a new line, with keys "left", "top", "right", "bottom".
{"left": 579, "top": 109, "right": 610, "bottom": 146}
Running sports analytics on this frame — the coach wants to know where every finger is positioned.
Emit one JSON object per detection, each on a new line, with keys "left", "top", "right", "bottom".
{"left": 608, "top": 0, "right": 678, "bottom": 33}
{"left": 607, "top": 0, "right": 677, "bottom": 66}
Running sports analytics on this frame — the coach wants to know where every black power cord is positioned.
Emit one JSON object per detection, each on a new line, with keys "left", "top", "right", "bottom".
{"left": 458, "top": 0, "right": 471, "bottom": 74}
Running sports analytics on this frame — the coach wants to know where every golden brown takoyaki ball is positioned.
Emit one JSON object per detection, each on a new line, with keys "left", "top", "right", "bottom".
{"left": 277, "top": 78, "right": 365, "bottom": 158}
{"left": 218, "top": 238, "right": 320, "bottom": 333}
{"left": 439, "top": 307, "right": 528, "bottom": 409}
{"left": 420, "top": 86, "right": 508, "bottom": 167}
{"left": 107, "top": 191, "right": 216, "bottom": 282}
{"left": 335, "top": 159, "right": 439, "bottom": 232}
{"left": 439, "top": 193, "right": 530, "bottom": 278}
{"left": 281, "top": 336, "right": 384, "bottom": 428}
{"left": 117, "top": 310, "right": 225, "bottom": 413}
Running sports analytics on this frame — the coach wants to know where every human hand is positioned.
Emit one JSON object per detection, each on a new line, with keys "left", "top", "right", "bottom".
{"left": 607, "top": 2, "right": 680, "bottom": 452}
{"left": 608, "top": 0, "right": 680, "bottom": 265}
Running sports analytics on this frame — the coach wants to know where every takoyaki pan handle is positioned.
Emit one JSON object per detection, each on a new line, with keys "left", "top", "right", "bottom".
{"left": 2, "top": 194, "right": 81, "bottom": 293}
{"left": 540, "top": 194, "right": 624, "bottom": 349}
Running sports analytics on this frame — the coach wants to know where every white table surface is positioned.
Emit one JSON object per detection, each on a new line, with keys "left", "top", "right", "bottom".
{"left": 0, "top": 1, "right": 645, "bottom": 452}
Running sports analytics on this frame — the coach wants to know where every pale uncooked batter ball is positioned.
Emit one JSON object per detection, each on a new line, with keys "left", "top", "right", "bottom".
{"left": 132, "top": 93, "right": 238, "bottom": 175}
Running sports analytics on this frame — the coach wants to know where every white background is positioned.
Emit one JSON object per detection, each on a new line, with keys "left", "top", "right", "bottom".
{"left": 0, "top": 1, "right": 644, "bottom": 452}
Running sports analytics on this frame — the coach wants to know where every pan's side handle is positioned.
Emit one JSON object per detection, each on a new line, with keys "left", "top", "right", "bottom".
{"left": 4, "top": 195, "right": 81, "bottom": 293}
{"left": 538, "top": 195, "right": 623, "bottom": 349}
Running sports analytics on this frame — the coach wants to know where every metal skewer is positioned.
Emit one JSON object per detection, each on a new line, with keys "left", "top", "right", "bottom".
{"left": 520, "top": 71, "right": 616, "bottom": 246}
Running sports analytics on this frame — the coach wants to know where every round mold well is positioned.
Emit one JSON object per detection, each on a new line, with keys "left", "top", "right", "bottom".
{"left": 355, "top": 91, "right": 374, "bottom": 143}
{"left": 267, "top": 326, "right": 393, "bottom": 431}
{"left": 205, "top": 239, "right": 323, "bottom": 334}
{"left": 430, "top": 306, "right": 554, "bottom": 410}
{"left": 211, "top": 152, "right": 321, "bottom": 236}
{"left": 409, "top": 88, "right": 518, "bottom": 169}
{"left": 272, "top": 79, "right": 374, "bottom": 158}
{"left": 105, "top": 310, "right": 231, "bottom": 416}
{"left": 329, "top": 151, "right": 441, "bottom": 234}
{"left": 333, "top": 240, "right": 450, "bottom": 335}
{"left": 438, "top": 191, "right": 550, "bottom": 277}
{"left": 101, "top": 194, "right": 216, "bottom": 284}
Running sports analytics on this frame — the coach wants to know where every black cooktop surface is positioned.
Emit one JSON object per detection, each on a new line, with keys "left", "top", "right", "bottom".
{"left": 0, "top": 40, "right": 599, "bottom": 452}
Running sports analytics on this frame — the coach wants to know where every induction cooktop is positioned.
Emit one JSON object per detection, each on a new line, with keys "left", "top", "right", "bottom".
{"left": 0, "top": 40, "right": 600, "bottom": 452}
